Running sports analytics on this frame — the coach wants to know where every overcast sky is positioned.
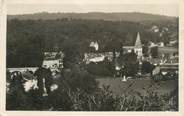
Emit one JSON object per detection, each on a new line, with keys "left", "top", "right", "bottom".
{"left": 7, "top": 4, "right": 178, "bottom": 17}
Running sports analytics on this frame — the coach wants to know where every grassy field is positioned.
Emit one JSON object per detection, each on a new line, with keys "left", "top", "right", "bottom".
{"left": 158, "top": 47, "right": 178, "bottom": 54}
{"left": 96, "top": 77, "right": 178, "bottom": 97}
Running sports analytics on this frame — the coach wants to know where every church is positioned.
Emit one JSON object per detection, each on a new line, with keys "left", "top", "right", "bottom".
{"left": 84, "top": 32, "right": 143, "bottom": 64}
{"left": 123, "top": 32, "right": 143, "bottom": 58}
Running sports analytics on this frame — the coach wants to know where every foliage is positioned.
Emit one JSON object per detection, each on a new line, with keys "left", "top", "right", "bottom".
{"left": 141, "top": 61, "right": 155, "bottom": 74}
{"left": 152, "top": 71, "right": 178, "bottom": 82}
{"left": 6, "top": 69, "right": 178, "bottom": 111}
{"left": 119, "top": 50, "right": 139, "bottom": 77}
{"left": 62, "top": 43, "right": 84, "bottom": 69}
{"left": 86, "top": 61, "right": 114, "bottom": 77}
{"left": 7, "top": 32, "right": 44, "bottom": 67}
{"left": 7, "top": 18, "right": 177, "bottom": 67}
{"left": 150, "top": 46, "right": 158, "bottom": 58}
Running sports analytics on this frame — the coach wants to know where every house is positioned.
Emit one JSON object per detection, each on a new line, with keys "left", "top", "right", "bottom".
{"left": 157, "top": 42, "right": 164, "bottom": 47}
{"left": 7, "top": 67, "right": 38, "bottom": 73}
{"left": 90, "top": 41, "right": 99, "bottom": 51}
{"left": 151, "top": 25, "right": 159, "bottom": 33}
{"left": 44, "top": 51, "right": 64, "bottom": 60}
{"left": 152, "top": 63, "right": 178, "bottom": 77}
{"left": 42, "top": 59, "right": 62, "bottom": 70}
{"left": 42, "top": 51, "right": 64, "bottom": 71}
{"left": 123, "top": 32, "right": 143, "bottom": 58}
{"left": 169, "top": 40, "right": 178, "bottom": 46}
{"left": 84, "top": 52, "right": 119, "bottom": 64}
{"left": 149, "top": 41, "right": 157, "bottom": 47}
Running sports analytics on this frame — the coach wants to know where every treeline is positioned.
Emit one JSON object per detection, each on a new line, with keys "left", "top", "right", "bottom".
{"left": 7, "top": 12, "right": 176, "bottom": 22}
{"left": 7, "top": 18, "right": 174, "bottom": 67}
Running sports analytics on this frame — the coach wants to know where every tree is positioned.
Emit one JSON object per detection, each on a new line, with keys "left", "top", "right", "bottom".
{"left": 142, "top": 45, "right": 149, "bottom": 57}
{"left": 34, "top": 67, "right": 53, "bottom": 96}
{"left": 141, "top": 61, "right": 155, "bottom": 75}
{"left": 6, "top": 71, "right": 28, "bottom": 110}
{"left": 7, "top": 34, "right": 45, "bottom": 67}
{"left": 150, "top": 46, "right": 158, "bottom": 58}
{"left": 124, "top": 50, "right": 139, "bottom": 77}
{"left": 62, "top": 42, "right": 84, "bottom": 69}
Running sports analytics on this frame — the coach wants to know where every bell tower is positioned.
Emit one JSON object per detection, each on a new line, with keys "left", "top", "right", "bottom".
{"left": 134, "top": 32, "right": 142, "bottom": 57}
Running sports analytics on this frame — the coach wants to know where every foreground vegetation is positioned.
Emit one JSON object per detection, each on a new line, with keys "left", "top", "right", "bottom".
{"left": 6, "top": 66, "right": 178, "bottom": 111}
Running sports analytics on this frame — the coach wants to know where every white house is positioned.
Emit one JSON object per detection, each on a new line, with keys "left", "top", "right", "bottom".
{"left": 90, "top": 41, "right": 99, "bottom": 51}
{"left": 42, "top": 59, "right": 62, "bottom": 70}
{"left": 151, "top": 25, "right": 159, "bottom": 33}
{"left": 7, "top": 67, "right": 38, "bottom": 73}
{"left": 84, "top": 52, "right": 116, "bottom": 64}
{"left": 42, "top": 51, "right": 64, "bottom": 71}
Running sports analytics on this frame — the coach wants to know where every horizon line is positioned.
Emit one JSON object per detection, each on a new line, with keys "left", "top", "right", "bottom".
{"left": 7, "top": 11, "right": 178, "bottom": 18}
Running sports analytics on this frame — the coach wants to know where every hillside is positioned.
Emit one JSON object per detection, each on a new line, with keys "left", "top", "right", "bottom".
{"left": 6, "top": 18, "right": 151, "bottom": 67}
{"left": 7, "top": 13, "right": 178, "bottom": 67}
{"left": 8, "top": 12, "right": 177, "bottom": 22}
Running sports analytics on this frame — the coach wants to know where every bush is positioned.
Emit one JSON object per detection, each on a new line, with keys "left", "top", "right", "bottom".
{"left": 152, "top": 71, "right": 178, "bottom": 82}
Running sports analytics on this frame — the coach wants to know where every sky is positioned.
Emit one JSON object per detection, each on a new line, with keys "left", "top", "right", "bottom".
{"left": 7, "top": 4, "right": 179, "bottom": 17}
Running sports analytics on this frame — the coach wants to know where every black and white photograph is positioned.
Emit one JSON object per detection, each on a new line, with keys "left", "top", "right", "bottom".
{"left": 3, "top": 0, "right": 181, "bottom": 112}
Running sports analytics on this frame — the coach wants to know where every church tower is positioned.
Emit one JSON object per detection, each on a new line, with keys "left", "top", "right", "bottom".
{"left": 134, "top": 32, "right": 142, "bottom": 57}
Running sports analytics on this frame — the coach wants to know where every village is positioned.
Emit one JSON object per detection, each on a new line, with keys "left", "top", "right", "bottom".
{"left": 7, "top": 31, "right": 178, "bottom": 93}
{"left": 6, "top": 5, "right": 179, "bottom": 110}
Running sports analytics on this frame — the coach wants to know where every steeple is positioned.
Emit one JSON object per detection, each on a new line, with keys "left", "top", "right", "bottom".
{"left": 135, "top": 32, "right": 142, "bottom": 48}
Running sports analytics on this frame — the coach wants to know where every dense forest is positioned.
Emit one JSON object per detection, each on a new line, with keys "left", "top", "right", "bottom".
{"left": 7, "top": 13, "right": 178, "bottom": 67}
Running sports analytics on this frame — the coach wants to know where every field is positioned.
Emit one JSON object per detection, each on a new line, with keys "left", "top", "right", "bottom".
{"left": 96, "top": 77, "right": 178, "bottom": 97}
{"left": 158, "top": 47, "right": 178, "bottom": 54}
